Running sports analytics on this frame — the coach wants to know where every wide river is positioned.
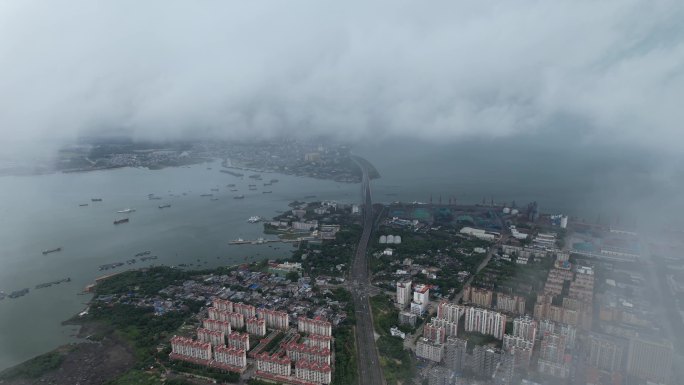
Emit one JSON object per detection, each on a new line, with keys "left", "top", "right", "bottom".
{"left": 0, "top": 160, "right": 362, "bottom": 370}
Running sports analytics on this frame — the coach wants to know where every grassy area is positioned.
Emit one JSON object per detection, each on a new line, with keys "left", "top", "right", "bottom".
{"left": 95, "top": 267, "right": 192, "bottom": 296}
{"left": 0, "top": 351, "right": 64, "bottom": 380}
{"left": 369, "top": 294, "right": 399, "bottom": 336}
{"left": 85, "top": 303, "right": 190, "bottom": 364}
{"left": 332, "top": 325, "right": 358, "bottom": 385}
{"left": 370, "top": 294, "right": 416, "bottom": 385}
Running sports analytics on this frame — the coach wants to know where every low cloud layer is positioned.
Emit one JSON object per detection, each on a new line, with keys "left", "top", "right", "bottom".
{"left": 1, "top": 0, "right": 683, "bottom": 150}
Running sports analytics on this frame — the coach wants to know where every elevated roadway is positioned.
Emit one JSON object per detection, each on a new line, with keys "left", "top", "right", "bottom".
{"left": 350, "top": 156, "right": 385, "bottom": 385}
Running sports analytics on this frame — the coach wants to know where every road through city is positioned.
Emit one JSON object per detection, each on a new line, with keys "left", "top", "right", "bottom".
{"left": 350, "top": 156, "right": 385, "bottom": 385}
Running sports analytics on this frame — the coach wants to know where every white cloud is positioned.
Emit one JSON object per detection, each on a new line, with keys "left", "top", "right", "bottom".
{"left": 0, "top": 0, "right": 682, "bottom": 151}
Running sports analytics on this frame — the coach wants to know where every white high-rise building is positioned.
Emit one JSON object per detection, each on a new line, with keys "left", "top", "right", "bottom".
{"left": 464, "top": 307, "right": 506, "bottom": 340}
{"left": 396, "top": 280, "right": 412, "bottom": 309}
{"left": 512, "top": 316, "right": 537, "bottom": 341}
{"left": 411, "top": 284, "right": 430, "bottom": 315}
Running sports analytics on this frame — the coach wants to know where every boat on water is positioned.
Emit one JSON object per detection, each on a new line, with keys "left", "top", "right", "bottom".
{"left": 35, "top": 277, "right": 71, "bottom": 289}
{"left": 270, "top": 179, "right": 279, "bottom": 183}
{"left": 200, "top": 193, "right": 214, "bottom": 197}
{"left": 9, "top": 288, "right": 29, "bottom": 298}
{"left": 91, "top": 198, "right": 103, "bottom": 202}
{"left": 158, "top": 204, "right": 171, "bottom": 209}
{"left": 114, "top": 218, "right": 129, "bottom": 225}
{"left": 248, "top": 184, "right": 257, "bottom": 187}
{"left": 230, "top": 189, "right": 239, "bottom": 192}
{"left": 229, "top": 238, "right": 247, "bottom": 244}
{"left": 42, "top": 247, "right": 62, "bottom": 255}
{"left": 227, "top": 184, "right": 236, "bottom": 187}
{"left": 247, "top": 216, "right": 262, "bottom": 223}
{"left": 117, "top": 208, "right": 136, "bottom": 213}
{"left": 233, "top": 195, "right": 245, "bottom": 199}
{"left": 262, "top": 191, "right": 272, "bottom": 194}
{"left": 79, "top": 203, "right": 88, "bottom": 207}
{"left": 210, "top": 198, "right": 219, "bottom": 201}
{"left": 149, "top": 196, "right": 162, "bottom": 200}
{"left": 135, "top": 251, "right": 151, "bottom": 256}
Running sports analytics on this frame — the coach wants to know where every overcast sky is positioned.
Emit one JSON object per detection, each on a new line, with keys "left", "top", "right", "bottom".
{"left": 1, "top": 0, "right": 683, "bottom": 152}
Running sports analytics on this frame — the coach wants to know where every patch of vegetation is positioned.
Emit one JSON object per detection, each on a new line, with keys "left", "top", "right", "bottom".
{"left": 95, "top": 267, "right": 192, "bottom": 296}
{"left": 370, "top": 294, "right": 399, "bottom": 336}
{"left": 332, "top": 324, "right": 358, "bottom": 385}
{"left": 0, "top": 351, "right": 64, "bottom": 380}
{"left": 370, "top": 294, "right": 415, "bottom": 385}
{"left": 376, "top": 336, "right": 415, "bottom": 385}
{"left": 166, "top": 360, "right": 240, "bottom": 383}
{"left": 104, "top": 369, "right": 163, "bottom": 385}
{"left": 85, "top": 303, "right": 191, "bottom": 364}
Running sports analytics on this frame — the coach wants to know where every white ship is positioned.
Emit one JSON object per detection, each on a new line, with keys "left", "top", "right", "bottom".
{"left": 117, "top": 208, "right": 136, "bottom": 213}
{"left": 247, "top": 216, "right": 262, "bottom": 223}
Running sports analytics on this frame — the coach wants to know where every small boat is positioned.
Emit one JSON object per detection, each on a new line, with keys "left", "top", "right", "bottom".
{"left": 234, "top": 195, "right": 245, "bottom": 199}
{"left": 91, "top": 198, "right": 103, "bottom": 202}
{"left": 117, "top": 208, "right": 136, "bottom": 213}
{"left": 79, "top": 203, "right": 88, "bottom": 207}
{"left": 114, "top": 218, "right": 129, "bottom": 225}
{"left": 247, "top": 216, "right": 262, "bottom": 223}
{"left": 200, "top": 194, "right": 214, "bottom": 197}
{"left": 42, "top": 247, "right": 62, "bottom": 255}
{"left": 230, "top": 189, "right": 239, "bottom": 192}
{"left": 227, "top": 184, "right": 236, "bottom": 187}
{"left": 149, "top": 196, "right": 162, "bottom": 200}
{"left": 135, "top": 251, "right": 151, "bottom": 257}
{"left": 158, "top": 204, "right": 171, "bottom": 209}
{"left": 270, "top": 179, "right": 279, "bottom": 183}
{"left": 210, "top": 198, "right": 219, "bottom": 201}
{"left": 262, "top": 191, "right": 272, "bottom": 194}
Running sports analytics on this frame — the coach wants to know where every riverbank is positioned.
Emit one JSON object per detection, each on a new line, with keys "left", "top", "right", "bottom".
{"left": 0, "top": 321, "right": 136, "bottom": 385}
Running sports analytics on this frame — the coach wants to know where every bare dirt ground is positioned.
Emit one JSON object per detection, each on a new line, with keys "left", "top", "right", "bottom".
{"left": 1, "top": 323, "right": 136, "bottom": 385}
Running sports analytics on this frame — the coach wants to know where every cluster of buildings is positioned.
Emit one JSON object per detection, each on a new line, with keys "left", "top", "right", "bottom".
{"left": 254, "top": 316, "right": 334, "bottom": 385}
{"left": 170, "top": 298, "right": 336, "bottom": 385}
{"left": 461, "top": 285, "right": 526, "bottom": 316}
{"left": 534, "top": 262, "right": 594, "bottom": 329}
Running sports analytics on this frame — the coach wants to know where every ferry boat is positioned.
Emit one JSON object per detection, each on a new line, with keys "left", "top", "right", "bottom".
{"left": 117, "top": 208, "right": 136, "bottom": 213}
{"left": 114, "top": 218, "right": 129, "bottom": 225}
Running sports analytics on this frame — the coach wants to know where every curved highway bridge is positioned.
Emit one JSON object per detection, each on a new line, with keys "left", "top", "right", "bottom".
{"left": 350, "top": 156, "right": 385, "bottom": 385}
